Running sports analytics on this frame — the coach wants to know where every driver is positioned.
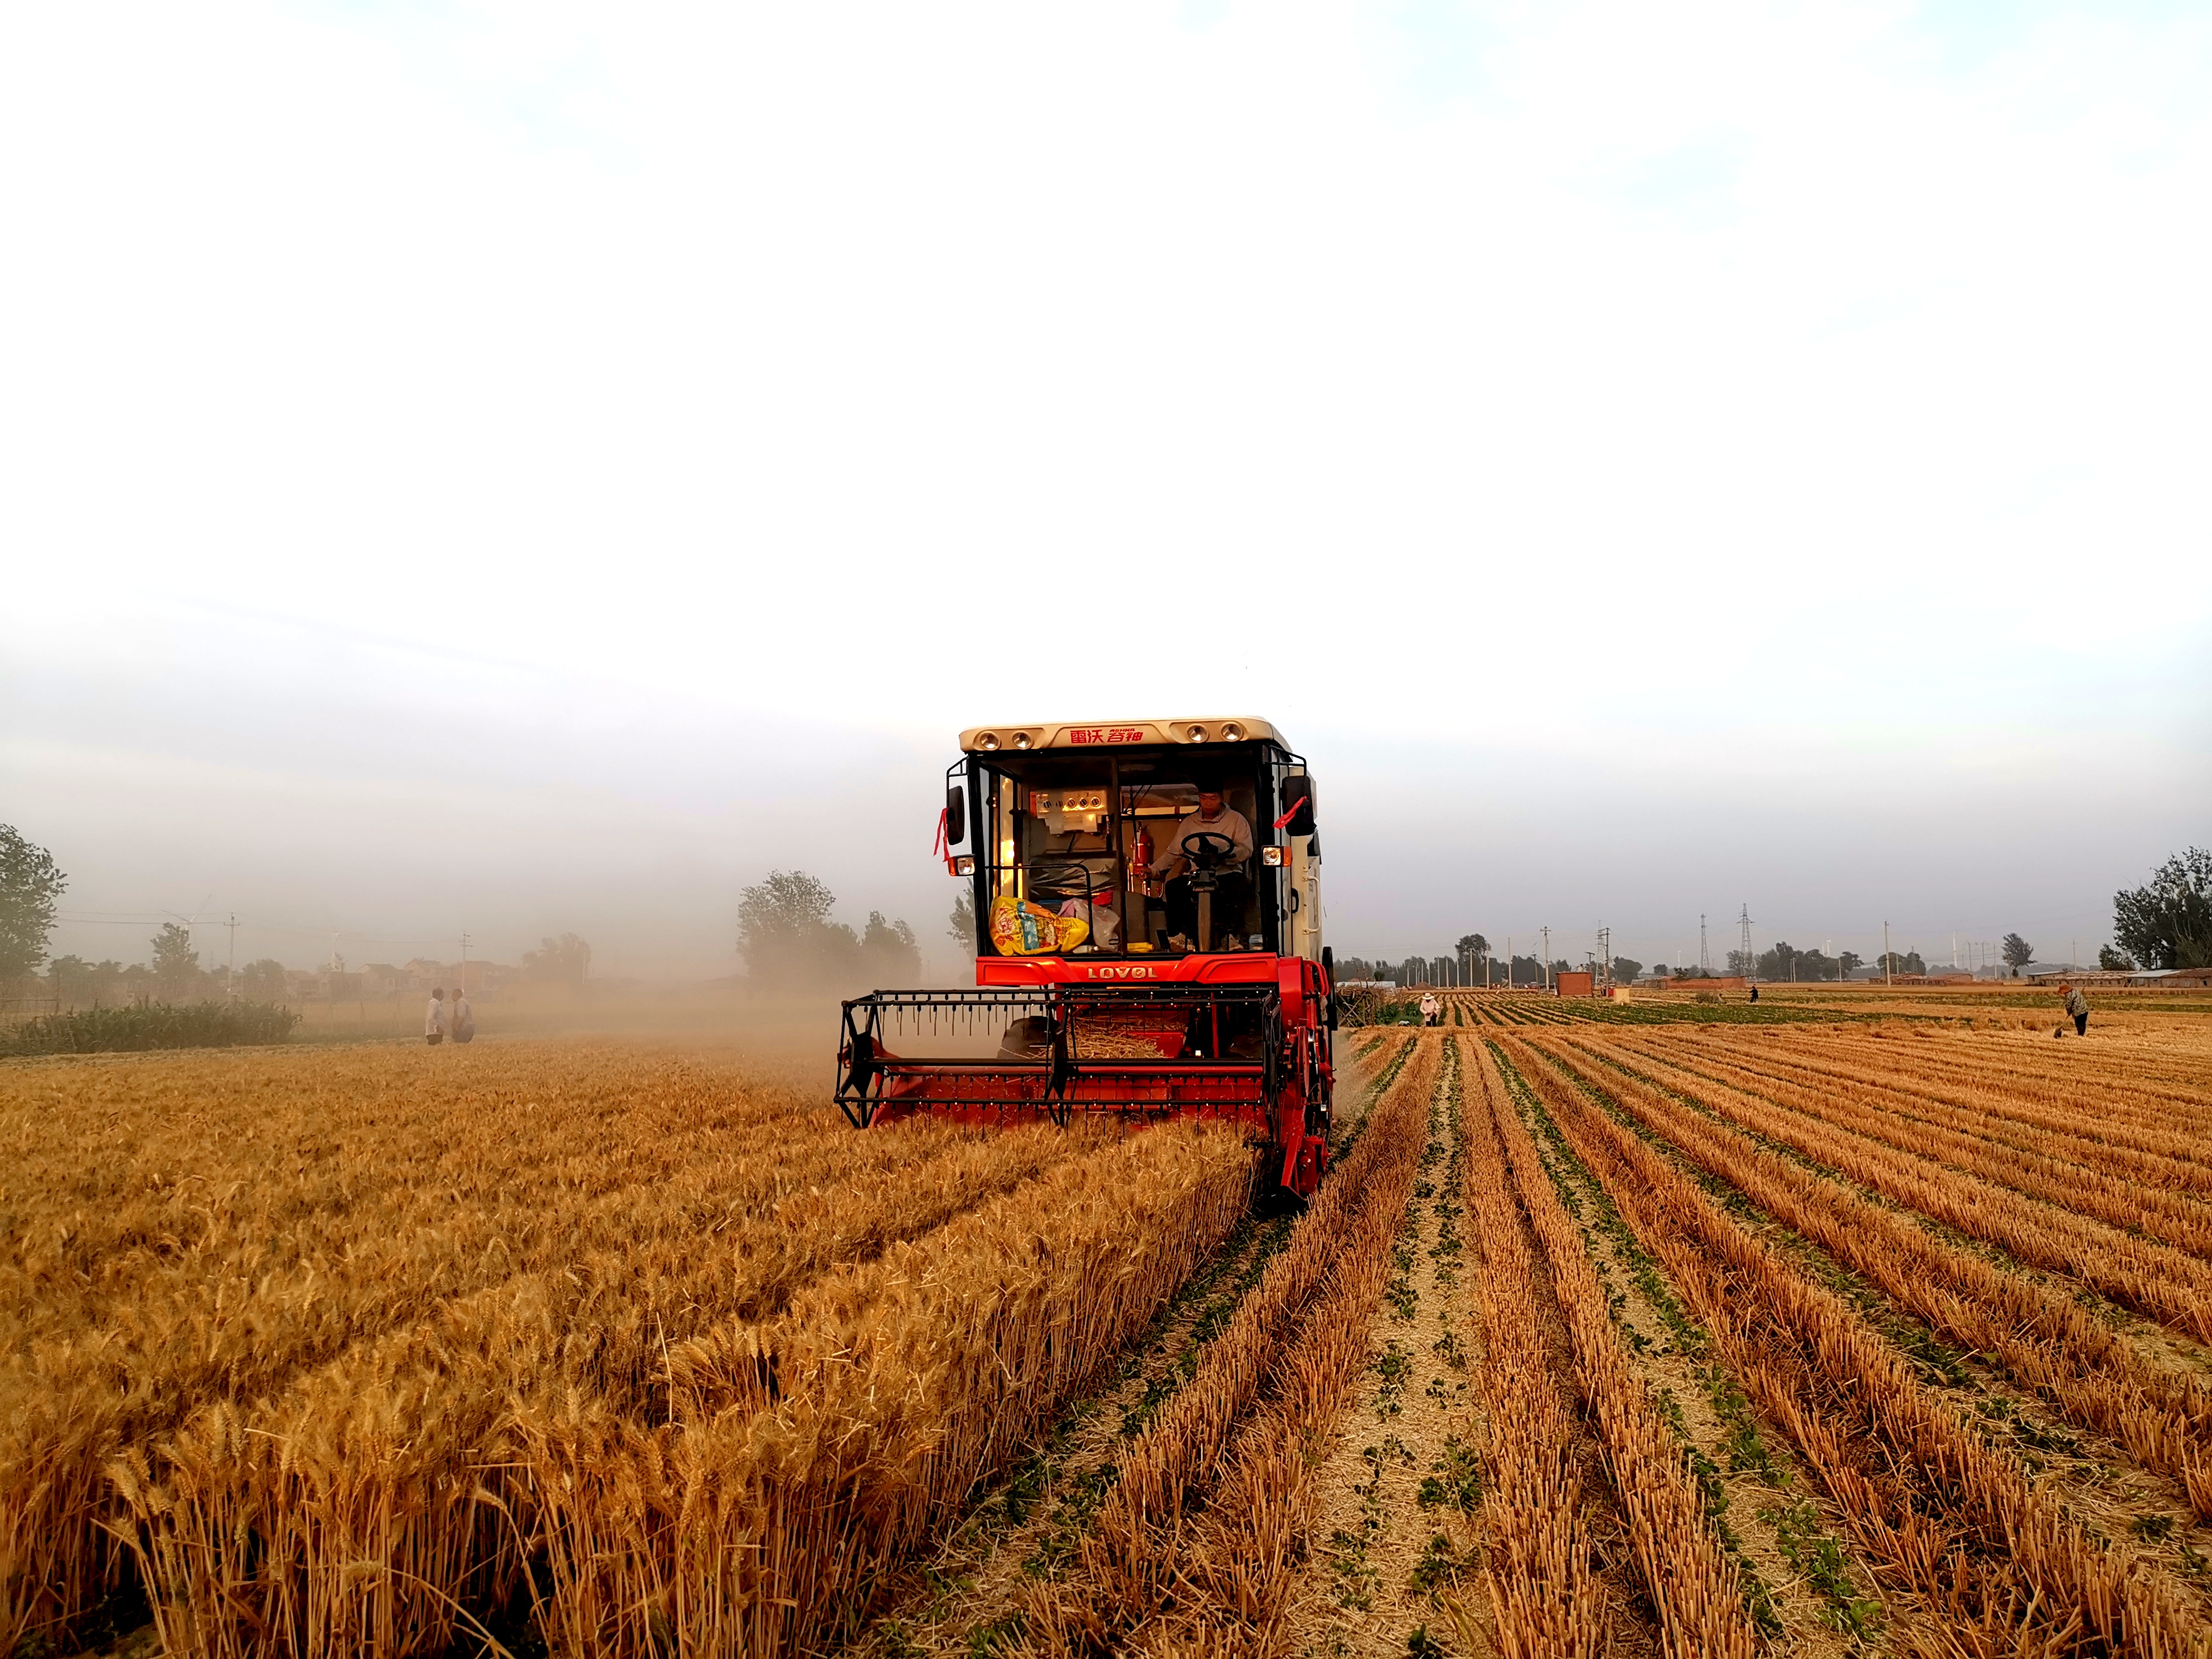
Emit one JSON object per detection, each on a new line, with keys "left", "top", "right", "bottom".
{"left": 1155, "top": 782, "right": 1254, "bottom": 948}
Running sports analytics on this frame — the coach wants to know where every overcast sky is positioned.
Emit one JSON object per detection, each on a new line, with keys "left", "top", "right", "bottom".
{"left": 3, "top": 1, "right": 2207, "bottom": 981}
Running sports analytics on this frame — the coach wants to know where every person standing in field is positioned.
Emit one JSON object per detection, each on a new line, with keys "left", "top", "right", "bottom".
{"left": 1419, "top": 992, "right": 1441, "bottom": 1027}
{"left": 425, "top": 987, "right": 447, "bottom": 1045}
{"left": 2057, "top": 982, "right": 2089, "bottom": 1038}
{"left": 451, "top": 987, "right": 475, "bottom": 1044}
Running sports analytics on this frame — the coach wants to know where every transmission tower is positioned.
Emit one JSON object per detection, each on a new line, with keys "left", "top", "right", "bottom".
{"left": 1700, "top": 914, "right": 1709, "bottom": 976}
{"left": 1739, "top": 904, "right": 1753, "bottom": 979}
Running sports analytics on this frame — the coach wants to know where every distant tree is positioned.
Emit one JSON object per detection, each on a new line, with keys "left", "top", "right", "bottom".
{"left": 241, "top": 958, "right": 289, "bottom": 1000}
{"left": 2113, "top": 847, "right": 2212, "bottom": 971}
{"left": 1725, "top": 948, "right": 1753, "bottom": 976}
{"left": 1456, "top": 933, "right": 1490, "bottom": 962}
{"left": 2000, "top": 933, "right": 2034, "bottom": 975}
{"left": 50, "top": 955, "right": 128, "bottom": 1006}
{"left": 1838, "top": 950, "right": 1864, "bottom": 977}
{"left": 2098, "top": 944, "right": 2137, "bottom": 972}
{"left": 1755, "top": 942, "right": 1799, "bottom": 981}
{"left": 861, "top": 911, "right": 921, "bottom": 983}
{"left": 522, "top": 932, "right": 593, "bottom": 984}
{"left": 149, "top": 923, "right": 200, "bottom": 995}
{"left": 0, "top": 825, "right": 67, "bottom": 981}
{"left": 1611, "top": 956, "right": 1643, "bottom": 984}
{"left": 948, "top": 890, "right": 977, "bottom": 959}
{"left": 1905, "top": 949, "right": 1925, "bottom": 975}
{"left": 736, "top": 870, "right": 905, "bottom": 987}
{"left": 1651, "top": 963, "right": 1671, "bottom": 979}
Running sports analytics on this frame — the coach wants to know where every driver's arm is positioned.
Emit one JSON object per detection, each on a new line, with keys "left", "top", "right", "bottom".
{"left": 1227, "top": 813, "right": 1254, "bottom": 865}
{"left": 1152, "top": 822, "right": 1192, "bottom": 879}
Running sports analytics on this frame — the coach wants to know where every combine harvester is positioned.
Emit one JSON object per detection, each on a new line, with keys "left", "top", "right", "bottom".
{"left": 836, "top": 716, "right": 1337, "bottom": 1199}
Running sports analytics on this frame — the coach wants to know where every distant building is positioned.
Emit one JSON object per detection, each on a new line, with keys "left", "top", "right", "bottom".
{"left": 359, "top": 963, "right": 406, "bottom": 997}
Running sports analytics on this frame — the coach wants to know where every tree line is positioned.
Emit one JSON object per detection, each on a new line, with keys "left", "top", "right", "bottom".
{"left": 7, "top": 823, "right": 2208, "bottom": 997}
{"left": 736, "top": 870, "right": 924, "bottom": 988}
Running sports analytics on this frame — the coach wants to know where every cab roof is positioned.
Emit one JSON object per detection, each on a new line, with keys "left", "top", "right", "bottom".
{"left": 958, "top": 717, "right": 1284, "bottom": 754}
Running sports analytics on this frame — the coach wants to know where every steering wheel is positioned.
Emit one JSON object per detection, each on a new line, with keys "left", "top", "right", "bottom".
{"left": 1178, "top": 831, "right": 1239, "bottom": 870}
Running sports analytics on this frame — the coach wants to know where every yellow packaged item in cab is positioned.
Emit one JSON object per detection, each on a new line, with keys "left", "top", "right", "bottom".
{"left": 991, "top": 895, "right": 1087, "bottom": 955}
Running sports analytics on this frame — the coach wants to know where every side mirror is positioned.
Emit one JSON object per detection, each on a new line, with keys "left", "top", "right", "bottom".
{"left": 945, "top": 785, "right": 967, "bottom": 847}
{"left": 1280, "top": 775, "right": 1316, "bottom": 837}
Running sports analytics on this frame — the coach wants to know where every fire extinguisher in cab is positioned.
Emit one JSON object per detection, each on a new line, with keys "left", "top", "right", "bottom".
{"left": 1128, "top": 823, "right": 1152, "bottom": 891}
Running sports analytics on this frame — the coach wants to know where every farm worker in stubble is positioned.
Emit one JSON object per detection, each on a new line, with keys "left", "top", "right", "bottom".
{"left": 425, "top": 987, "right": 447, "bottom": 1046}
{"left": 2058, "top": 983, "right": 2089, "bottom": 1039}
{"left": 450, "top": 987, "right": 475, "bottom": 1045}
{"left": 1419, "top": 992, "right": 1440, "bottom": 1027}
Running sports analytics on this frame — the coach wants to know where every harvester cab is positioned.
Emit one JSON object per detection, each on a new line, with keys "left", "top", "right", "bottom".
{"left": 835, "top": 717, "right": 1336, "bottom": 1199}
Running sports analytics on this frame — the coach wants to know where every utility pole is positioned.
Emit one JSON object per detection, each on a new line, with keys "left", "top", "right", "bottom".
{"left": 1506, "top": 935, "right": 1512, "bottom": 989}
{"left": 1597, "top": 925, "right": 1612, "bottom": 991}
{"left": 462, "top": 929, "right": 472, "bottom": 994}
{"left": 1700, "top": 914, "right": 1709, "bottom": 977}
{"left": 1541, "top": 926, "right": 1551, "bottom": 991}
{"left": 226, "top": 913, "right": 237, "bottom": 1001}
{"left": 1739, "top": 904, "right": 1753, "bottom": 983}
{"left": 1884, "top": 921, "right": 1891, "bottom": 987}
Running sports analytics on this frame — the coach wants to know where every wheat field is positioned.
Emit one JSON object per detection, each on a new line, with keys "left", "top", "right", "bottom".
{"left": 9, "top": 1000, "right": 2212, "bottom": 1658}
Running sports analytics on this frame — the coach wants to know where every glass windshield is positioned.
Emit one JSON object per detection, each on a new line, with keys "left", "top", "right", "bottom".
{"left": 979, "top": 752, "right": 1272, "bottom": 956}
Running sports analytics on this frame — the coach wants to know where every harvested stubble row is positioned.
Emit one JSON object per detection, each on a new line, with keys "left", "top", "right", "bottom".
{"left": 1580, "top": 1036, "right": 2212, "bottom": 1341}
{"left": 1530, "top": 1033, "right": 2212, "bottom": 1506}
{"left": 1681, "top": 1033, "right": 2212, "bottom": 1193}
{"left": 1452, "top": 1045, "right": 1606, "bottom": 1658}
{"left": 1488, "top": 1035, "right": 2205, "bottom": 1657}
{"left": 1021, "top": 1036, "right": 1435, "bottom": 1657}
{"left": 1657, "top": 1027, "right": 2212, "bottom": 1233}
{"left": 1642, "top": 1032, "right": 2212, "bottom": 1235}
{"left": 1794, "top": 1030, "right": 2212, "bottom": 1136}
{"left": 1478, "top": 1039, "right": 1760, "bottom": 1659}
